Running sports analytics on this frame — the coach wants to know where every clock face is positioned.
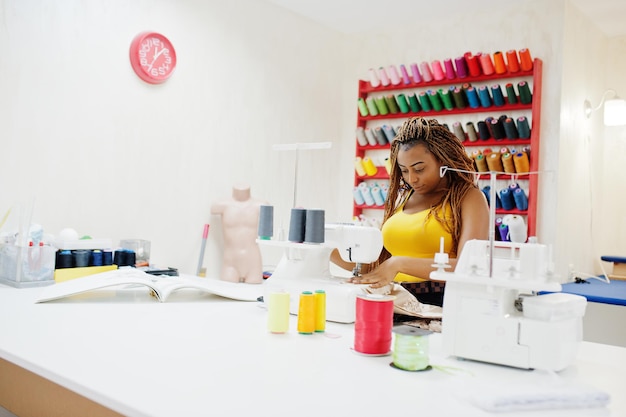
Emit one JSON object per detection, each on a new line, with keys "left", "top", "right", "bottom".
{"left": 129, "top": 32, "right": 177, "bottom": 84}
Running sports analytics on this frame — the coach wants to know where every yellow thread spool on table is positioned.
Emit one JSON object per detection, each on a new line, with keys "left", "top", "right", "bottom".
{"left": 267, "top": 291, "right": 290, "bottom": 334}
{"left": 314, "top": 290, "right": 326, "bottom": 332}
{"left": 297, "top": 291, "right": 315, "bottom": 334}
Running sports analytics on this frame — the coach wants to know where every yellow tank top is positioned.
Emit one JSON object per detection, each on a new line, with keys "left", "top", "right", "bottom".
{"left": 381, "top": 201, "right": 453, "bottom": 283}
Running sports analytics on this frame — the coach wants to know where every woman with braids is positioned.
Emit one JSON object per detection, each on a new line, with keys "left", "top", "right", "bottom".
{"left": 332, "top": 116, "right": 489, "bottom": 307}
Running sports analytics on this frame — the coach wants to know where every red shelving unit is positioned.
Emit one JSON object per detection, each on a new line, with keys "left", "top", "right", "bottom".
{"left": 353, "top": 58, "right": 543, "bottom": 238}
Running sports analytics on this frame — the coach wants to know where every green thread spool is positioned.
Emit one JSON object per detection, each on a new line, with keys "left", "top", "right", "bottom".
{"left": 418, "top": 92, "right": 431, "bottom": 111}
{"left": 357, "top": 98, "right": 369, "bottom": 117}
{"left": 505, "top": 83, "right": 518, "bottom": 104}
{"left": 374, "top": 97, "right": 389, "bottom": 115}
{"left": 407, "top": 93, "right": 420, "bottom": 112}
{"left": 427, "top": 90, "right": 443, "bottom": 111}
{"left": 451, "top": 88, "right": 466, "bottom": 109}
{"left": 518, "top": 81, "right": 532, "bottom": 104}
{"left": 439, "top": 88, "right": 454, "bottom": 110}
{"left": 391, "top": 326, "right": 433, "bottom": 371}
{"left": 396, "top": 94, "right": 410, "bottom": 113}
{"left": 365, "top": 97, "right": 379, "bottom": 116}
{"left": 385, "top": 94, "right": 400, "bottom": 114}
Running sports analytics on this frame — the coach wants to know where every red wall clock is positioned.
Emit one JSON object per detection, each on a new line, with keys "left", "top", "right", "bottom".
{"left": 129, "top": 32, "right": 177, "bottom": 84}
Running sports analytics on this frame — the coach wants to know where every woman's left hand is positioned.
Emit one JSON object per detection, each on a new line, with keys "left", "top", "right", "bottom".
{"left": 347, "top": 257, "right": 399, "bottom": 288}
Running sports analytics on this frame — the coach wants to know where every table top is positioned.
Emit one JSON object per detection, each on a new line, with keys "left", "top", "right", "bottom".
{"left": 1, "top": 282, "right": 626, "bottom": 417}
{"left": 560, "top": 278, "right": 626, "bottom": 306}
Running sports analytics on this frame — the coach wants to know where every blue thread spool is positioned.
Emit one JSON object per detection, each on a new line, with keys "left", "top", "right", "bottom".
{"left": 514, "top": 188, "right": 529, "bottom": 210}
{"left": 499, "top": 188, "right": 515, "bottom": 210}
{"left": 465, "top": 87, "right": 480, "bottom": 108}
{"left": 478, "top": 86, "right": 492, "bottom": 108}
{"left": 491, "top": 84, "right": 505, "bottom": 106}
{"left": 90, "top": 250, "right": 104, "bottom": 266}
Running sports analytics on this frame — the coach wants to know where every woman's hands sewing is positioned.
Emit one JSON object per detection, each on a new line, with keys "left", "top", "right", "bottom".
{"left": 347, "top": 257, "right": 401, "bottom": 288}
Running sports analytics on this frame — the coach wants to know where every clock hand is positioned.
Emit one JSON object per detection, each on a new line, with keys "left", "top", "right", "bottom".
{"left": 147, "top": 48, "right": 167, "bottom": 71}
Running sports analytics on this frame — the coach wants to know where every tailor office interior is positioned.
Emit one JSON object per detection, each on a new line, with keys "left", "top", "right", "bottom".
{"left": 1, "top": 5, "right": 625, "bottom": 313}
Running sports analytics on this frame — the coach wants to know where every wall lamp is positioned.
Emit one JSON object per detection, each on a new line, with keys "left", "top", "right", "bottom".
{"left": 584, "top": 89, "right": 626, "bottom": 126}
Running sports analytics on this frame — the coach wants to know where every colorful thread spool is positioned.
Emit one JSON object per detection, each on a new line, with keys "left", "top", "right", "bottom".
{"left": 364, "top": 128, "right": 377, "bottom": 146}
{"left": 399, "top": 64, "right": 411, "bottom": 85}
{"left": 373, "top": 127, "right": 387, "bottom": 145}
{"left": 354, "top": 157, "right": 366, "bottom": 176}
{"left": 354, "top": 294, "right": 395, "bottom": 355}
{"left": 365, "top": 97, "right": 379, "bottom": 116}
{"left": 297, "top": 291, "right": 315, "bottom": 334}
{"left": 391, "top": 326, "right": 433, "bottom": 371}
{"left": 267, "top": 291, "right": 290, "bottom": 334}
{"left": 385, "top": 94, "right": 399, "bottom": 114}
{"left": 465, "top": 87, "right": 480, "bottom": 108}
{"left": 514, "top": 188, "right": 529, "bottom": 211}
{"left": 452, "top": 122, "right": 465, "bottom": 142}
{"left": 506, "top": 49, "right": 520, "bottom": 73}
{"left": 465, "top": 53, "right": 481, "bottom": 77}
{"left": 493, "top": 51, "right": 507, "bottom": 74}
{"left": 500, "top": 188, "right": 515, "bottom": 210}
{"left": 501, "top": 152, "right": 516, "bottom": 173}
{"left": 378, "top": 67, "right": 390, "bottom": 86}
{"left": 388, "top": 65, "right": 401, "bottom": 85}
{"left": 443, "top": 58, "right": 456, "bottom": 80}
{"left": 314, "top": 290, "right": 326, "bottom": 332}
{"left": 478, "top": 52, "right": 495, "bottom": 75}
{"left": 355, "top": 127, "right": 368, "bottom": 146}
{"left": 431, "top": 60, "right": 445, "bottom": 81}
{"left": 357, "top": 98, "right": 368, "bottom": 117}
{"left": 513, "top": 152, "right": 530, "bottom": 173}
{"left": 396, "top": 94, "right": 410, "bottom": 113}
{"left": 517, "top": 117, "right": 531, "bottom": 139}
{"left": 518, "top": 81, "right": 532, "bottom": 104}
{"left": 519, "top": 48, "right": 533, "bottom": 71}
{"left": 407, "top": 93, "right": 420, "bottom": 112}
{"left": 353, "top": 187, "right": 365, "bottom": 205}
{"left": 362, "top": 157, "right": 378, "bottom": 176}
{"left": 374, "top": 97, "right": 389, "bottom": 115}
{"left": 505, "top": 83, "right": 518, "bottom": 104}
{"left": 418, "top": 92, "right": 432, "bottom": 111}
{"left": 487, "top": 152, "right": 504, "bottom": 172}
{"left": 410, "top": 62, "right": 421, "bottom": 83}
{"left": 368, "top": 68, "right": 380, "bottom": 88}
{"left": 454, "top": 56, "right": 468, "bottom": 78}
{"left": 420, "top": 61, "right": 433, "bottom": 82}
{"left": 381, "top": 124, "right": 396, "bottom": 142}
{"left": 466, "top": 122, "right": 478, "bottom": 142}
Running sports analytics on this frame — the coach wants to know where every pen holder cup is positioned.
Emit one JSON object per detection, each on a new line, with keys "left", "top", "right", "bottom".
{"left": 0, "top": 245, "right": 56, "bottom": 288}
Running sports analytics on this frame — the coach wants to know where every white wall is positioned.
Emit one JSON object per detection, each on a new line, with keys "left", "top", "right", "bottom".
{"left": 0, "top": 0, "right": 349, "bottom": 277}
{"left": 560, "top": 3, "right": 626, "bottom": 279}
{"left": 1, "top": 0, "right": 625, "bottom": 281}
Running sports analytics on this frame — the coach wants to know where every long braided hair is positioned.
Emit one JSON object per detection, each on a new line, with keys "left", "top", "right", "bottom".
{"left": 376, "top": 117, "right": 477, "bottom": 265}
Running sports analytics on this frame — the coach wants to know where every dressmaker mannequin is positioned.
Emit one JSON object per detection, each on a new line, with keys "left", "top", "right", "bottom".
{"left": 211, "top": 185, "right": 267, "bottom": 284}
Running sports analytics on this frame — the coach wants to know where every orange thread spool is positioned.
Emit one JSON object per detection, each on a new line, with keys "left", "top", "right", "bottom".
{"left": 502, "top": 153, "right": 516, "bottom": 173}
{"left": 354, "top": 294, "right": 395, "bottom": 355}
{"left": 513, "top": 152, "right": 530, "bottom": 173}
{"left": 493, "top": 51, "right": 507, "bottom": 74}
{"left": 474, "top": 154, "right": 488, "bottom": 172}
{"left": 505, "top": 49, "right": 520, "bottom": 73}
{"left": 519, "top": 48, "right": 533, "bottom": 71}
{"left": 487, "top": 152, "right": 504, "bottom": 172}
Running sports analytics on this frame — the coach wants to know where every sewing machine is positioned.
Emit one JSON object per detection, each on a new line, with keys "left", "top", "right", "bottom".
{"left": 430, "top": 239, "right": 587, "bottom": 371}
{"left": 259, "top": 223, "right": 383, "bottom": 323}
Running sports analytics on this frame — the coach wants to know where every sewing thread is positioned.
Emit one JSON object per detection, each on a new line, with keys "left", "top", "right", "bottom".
{"left": 297, "top": 291, "right": 315, "bottom": 334}
{"left": 314, "top": 290, "right": 326, "bottom": 332}
{"left": 354, "top": 294, "right": 395, "bottom": 355}
{"left": 391, "top": 325, "right": 433, "bottom": 371}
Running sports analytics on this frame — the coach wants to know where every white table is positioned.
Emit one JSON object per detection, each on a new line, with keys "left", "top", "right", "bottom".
{"left": 1, "top": 283, "right": 625, "bottom": 417}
